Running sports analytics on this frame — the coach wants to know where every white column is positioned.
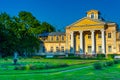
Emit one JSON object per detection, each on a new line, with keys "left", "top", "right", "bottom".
{"left": 79, "top": 31, "right": 83, "bottom": 54}
{"left": 91, "top": 30, "right": 95, "bottom": 54}
{"left": 101, "top": 30, "right": 105, "bottom": 53}
{"left": 70, "top": 31, "right": 74, "bottom": 53}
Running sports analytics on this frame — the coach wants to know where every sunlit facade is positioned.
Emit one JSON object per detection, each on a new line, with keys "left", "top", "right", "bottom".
{"left": 38, "top": 10, "right": 120, "bottom": 55}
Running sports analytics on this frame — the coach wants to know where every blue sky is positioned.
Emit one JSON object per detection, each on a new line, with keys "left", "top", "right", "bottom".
{"left": 0, "top": 0, "right": 120, "bottom": 31}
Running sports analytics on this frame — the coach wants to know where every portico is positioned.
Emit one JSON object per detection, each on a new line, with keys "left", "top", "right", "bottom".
{"left": 70, "top": 29, "right": 106, "bottom": 54}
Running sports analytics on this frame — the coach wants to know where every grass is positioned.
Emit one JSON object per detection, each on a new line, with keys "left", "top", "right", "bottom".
{"left": 0, "top": 58, "right": 119, "bottom": 80}
{"left": 0, "top": 58, "right": 97, "bottom": 70}
{"left": 0, "top": 64, "right": 120, "bottom": 80}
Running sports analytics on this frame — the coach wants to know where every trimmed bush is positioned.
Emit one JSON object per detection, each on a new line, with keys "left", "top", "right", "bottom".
{"left": 96, "top": 54, "right": 105, "bottom": 59}
{"left": 14, "top": 65, "right": 26, "bottom": 70}
{"left": 45, "top": 63, "right": 54, "bottom": 69}
{"left": 32, "top": 56, "right": 43, "bottom": 59}
{"left": 59, "top": 63, "right": 68, "bottom": 67}
{"left": 68, "top": 54, "right": 75, "bottom": 57}
{"left": 25, "top": 65, "right": 30, "bottom": 70}
{"left": 107, "top": 54, "right": 120, "bottom": 59}
{"left": 93, "top": 62, "right": 103, "bottom": 70}
{"left": 14, "top": 63, "right": 69, "bottom": 70}
{"left": 106, "top": 60, "right": 114, "bottom": 66}
{"left": 114, "top": 59, "right": 120, "bottom": 64}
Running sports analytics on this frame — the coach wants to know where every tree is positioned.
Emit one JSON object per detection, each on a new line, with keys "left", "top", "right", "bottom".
{"left": 40, "top": 22, "right": 55, "bottom": 33}
{"left": 0, "top": 11, "right": 56, "bottom": 58}
{"left": 13, "top": 11, "right": 41, "bottom": 56}
{"left": 0, "top": 12, "right": 15, "bottom": 57}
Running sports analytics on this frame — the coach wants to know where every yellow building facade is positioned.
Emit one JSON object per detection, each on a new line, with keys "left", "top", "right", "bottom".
{"left": 39, "top": 10, "right": 120, "bottom": 55}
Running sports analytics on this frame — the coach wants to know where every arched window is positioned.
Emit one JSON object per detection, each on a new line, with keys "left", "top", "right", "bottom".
{"left": 91, "top": 13, "right": 94, "bottom": 19}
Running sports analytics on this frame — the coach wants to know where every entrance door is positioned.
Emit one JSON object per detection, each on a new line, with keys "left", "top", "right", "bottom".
{"left": 88, "top": 46, "right": 92, "bottom": 53}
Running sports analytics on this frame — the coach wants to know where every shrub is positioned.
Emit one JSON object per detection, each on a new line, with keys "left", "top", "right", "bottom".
{"left": 14, "top": 65, "right": 26, "bottom": 70}
{"left": 45, "top": 63, "right": 54, "bottom": 69}
{"left": 97, "top": 54, "right": 105, "bottom": 59}
{"left": 114, "top": 59, "right": 120, "bottom": 64}
{"left": 14, "top": 66, "right": 19, "bottom": 70}
{"left": 93, "top": 62, "right": 103, "bottom": 70}
{"left": 107, "top": 54, "right": 120, "bottom": 59}
{"left": 103, "top": 62, "right": 107, "bottom": 67}
{"left": 25, "top": 65, "right": 30, "bottom": 70}
{"left": 14, "top": 63, "right": 69, "bottom": 70}
{"left": 29, "top": 65, "right": 37, "bottom": 70}
{"left": 32, "top": 56, "right": 43, "bottom": 59}
{"left": 106, "top": 60, "right": 114, "bottom": 66}
{"left": 59, "top": 63, "right": 68, "bottom": 67}
{"left": 68, "top": 54, "right": 75, "bottom": 57}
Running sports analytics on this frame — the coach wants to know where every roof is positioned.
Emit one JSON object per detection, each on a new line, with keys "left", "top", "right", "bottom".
{"left": 38, "top": 33, "right": 49, "bottom": 37}
{"left": 66, "top": 17, "right": 106, "bottom": 28}
{"left": 39, "top": 32, "right": 65, "bottom": 37}
{"left": 48, "top": 32, "right": 65, "bottom": 36}
{"left": 86, "top": 9, "right": 99, "bottom": 14}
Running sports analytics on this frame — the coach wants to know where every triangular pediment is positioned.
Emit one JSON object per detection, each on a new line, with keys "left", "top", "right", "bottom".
{"left": 67, "top": 17, "right": 105, "bottom": 28}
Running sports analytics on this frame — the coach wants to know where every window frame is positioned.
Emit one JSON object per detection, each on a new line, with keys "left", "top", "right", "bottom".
{"left": 119, "top": 44, "right": 120, "bottom": 52}
{"left": 56, "top": 46, "right": 60, "bottom": 52}
{"left": 51, "top": 36, "right": 53, "bottom": 41}
{"left": 108, "top": 46, "right": 112, "bottom": 52}
{"left": 50, "top": 47, "right": 53, "bottom": 52}
{"left": 98, "top": 33, "right": 101, "bottom": 38}
{"left": 56, "top": 36, "right": 59, "bottom": 41}
{"left": 119, "top": 33, "right": 120, "bottom": 39}
{"left": 108, "top": 33, "right": 111, "bottom": 38}
{"left": 91, "top": 13, "right": 94, "bottom": 19}
{"left": 98, "top": 46, "right": 102, "bottom": 53}
{"left": 88, "top": 34, "right": 91, "bottom": 39}
{"left": 61, "top": 35, "right": 64, "bottom": 41}
{"left": 88, "top": 46, "right": 92, "bottom": 53}
{"left": 61, "top": 46, "right": 64, "bottom": 52}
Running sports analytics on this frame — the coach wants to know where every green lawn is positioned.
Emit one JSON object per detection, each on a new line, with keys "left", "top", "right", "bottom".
{"left": 0, "top": 58, "right": 119, "bottom": 80}
{"left": 0, "top": 58, "right": 97, "bottom": 70}
{"left": 0, "top": 64, "right": 120, "bottom": 80}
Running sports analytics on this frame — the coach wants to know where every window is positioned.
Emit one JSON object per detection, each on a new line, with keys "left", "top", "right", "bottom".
{"left": 56, "top": 47, "right": 60, "bottom": 52}
{"left": 119, "top": 45, "right": 120, "bottom": 52}
{"left": 43, "top": 46, "right": 46, "bottom": 53}
{"left": 98, "top": 46, "right": 102, "bottom": 52}
{"left": 88, "top": 34, "right": 91, "bottom": 39}
{"left": 56, "top": 36, "right": 59, "bottom": 41}
{"left": 61, "top": 46, "right": 64, "bottom": 52}
{"left": 119, "top": 33, "right": 120, "bottom": 39}
{"left": 91, "top": 13, "right": 94, "bottom": 19}
{"left": 88, "top": 46, "right": 92, "bottom": 53}
{"left": 78, "top": 36, "right": 80, "bottom": 39}
{"left": 98, "top": 33, "right": 101, "bottom": 38}
{"left": 78, "top": 46, "right": 80, "bottom": 51}
{"left": 61, "top": 35, "right": 64, "bottom": 41}
{"left": 50, "top": 47, "right": 53, "bottom": 52}
{"left": 108, "top": 46, "right": 112, "bottom": 52}
{"left": 108, "top": 33, "right": 111, "bottom": 38}
{"left": 51, "top": 36, "right": 53, "bottom": 41}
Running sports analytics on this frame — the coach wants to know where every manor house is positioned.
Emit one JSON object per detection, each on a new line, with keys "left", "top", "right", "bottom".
{"left": 38, "top": 10, "right": 120, "bottom": 55}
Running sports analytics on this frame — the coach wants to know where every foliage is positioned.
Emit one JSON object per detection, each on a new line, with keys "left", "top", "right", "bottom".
{"left": 105, "top": 60, "right": 114, "bottom": 66}
{"left": 0, "top": 11, "right": 55, "bottom": 57}
{"left": 93, "top": 62, "right": 103, "bottom": 70}
{"left": 14, "top": 63, "right": 68, "bottom": 70}
{"left": 114, "top": 59, "right": 120, "bottom": 64}
{"left": 40, "top": 22, "right": 55, "bottom": 33}
{"left": 93, "top": 59, "right": 117, "bottom": 70}
{"left": 96, "top": 54, "right": 105, "bottom": 59}
{"left": 1, "top": 62, "right": 120, "bottom": 80}
{"left": 107, "top": 54, "right": 120, "bottom": 59}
